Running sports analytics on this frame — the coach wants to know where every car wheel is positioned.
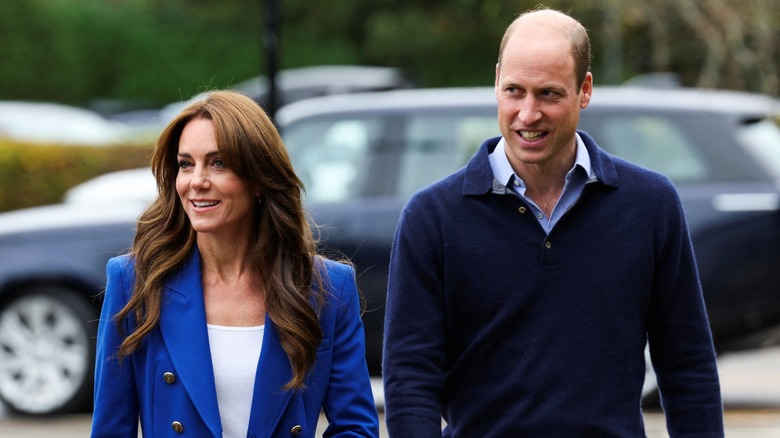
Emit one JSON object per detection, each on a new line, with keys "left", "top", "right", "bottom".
{"left": 0, "top": 286, "right": 97, "bottom": 415}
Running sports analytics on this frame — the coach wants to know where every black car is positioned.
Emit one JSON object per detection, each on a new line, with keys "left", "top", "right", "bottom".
{"left": 1, "top": 85, "right": 779, "bottom": 415}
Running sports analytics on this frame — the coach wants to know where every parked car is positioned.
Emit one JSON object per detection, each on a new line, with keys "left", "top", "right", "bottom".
{"left": 113, "top": 65, "right": 416, "bottom": 143}
{"left": 0, "top": 101, "right": 130, "bottom": 146}
{"left": 1, "top": 85, "right": 779, "bottom": 415}
{"left": 279, "top": 85, "right": 780, "bottom": 372}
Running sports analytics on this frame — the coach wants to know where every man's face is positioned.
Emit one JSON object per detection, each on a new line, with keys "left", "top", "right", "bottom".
{"left": 495, "top": 27, "right": 592, "bottom": 173}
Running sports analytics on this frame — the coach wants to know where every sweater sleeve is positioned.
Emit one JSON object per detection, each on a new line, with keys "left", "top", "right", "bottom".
{"left": 383, "top": 196, "right": 447, "bottom": 437}
{"left": 646, "top": 186, "right": 724, "bottom": 437}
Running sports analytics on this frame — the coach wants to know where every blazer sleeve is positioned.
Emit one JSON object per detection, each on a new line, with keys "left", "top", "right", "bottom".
{"left": 320, "top": 262, "right": 380, "bottom": 437}
{"left": 91, "top": 256, "right": 140, "bottom": 438}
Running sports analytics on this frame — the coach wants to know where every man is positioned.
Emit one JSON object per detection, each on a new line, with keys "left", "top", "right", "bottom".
{"left": 382, "top": 7, "right": 724, "bottom": 437}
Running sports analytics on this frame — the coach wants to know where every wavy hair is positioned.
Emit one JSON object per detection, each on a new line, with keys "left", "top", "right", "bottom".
{"left": 114, "top": 90, "right": 325, "bottom": 390}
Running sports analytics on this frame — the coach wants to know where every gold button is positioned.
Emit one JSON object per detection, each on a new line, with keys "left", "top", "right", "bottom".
{"left": 163, "top": 372, "right": 176, "bottom": 384}
{"left": 172, "top": 421, "right": 184, "bottom": 433}
{"left": 518, "top": 206, "right": 526, "bottom": 213}
{"left": 545, "top": 241, "right": 552, "bottom": 249}
{"left": 290, "top": 424, "right": 303, "bottom": 436}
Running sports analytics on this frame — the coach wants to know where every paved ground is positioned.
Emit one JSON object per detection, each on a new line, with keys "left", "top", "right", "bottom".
{"left": 2, "top": 346, "right": 779, "bottom": 437}
{"left": 2, "top": 409, "right": 780, "bottom": 438}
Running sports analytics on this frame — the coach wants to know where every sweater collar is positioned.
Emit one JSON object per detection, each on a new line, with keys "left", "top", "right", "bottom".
{"left": 462, "top": 131, "right": 619, "bottom": 196}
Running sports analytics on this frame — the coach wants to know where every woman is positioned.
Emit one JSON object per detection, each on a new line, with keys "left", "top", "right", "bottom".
{"left": 91, "top": 91, "right": 379, "bottom": 437}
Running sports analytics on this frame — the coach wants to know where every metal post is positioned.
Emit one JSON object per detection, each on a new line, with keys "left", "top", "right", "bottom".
{"left": 602, "top": 0, "right": 623, "bottom": 85}
{"left": 263, "top": 0, "right": 280, "bottom": 120}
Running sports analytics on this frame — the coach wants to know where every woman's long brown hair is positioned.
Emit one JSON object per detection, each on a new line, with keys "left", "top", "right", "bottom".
{"left": 113, "top": 90, "right": 325, "bottom": 390}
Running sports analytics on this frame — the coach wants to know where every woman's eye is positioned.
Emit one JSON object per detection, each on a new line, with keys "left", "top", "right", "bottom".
{"left": 213, "top": 159, "right": 226, "bottom": 168}
{"left": 178, "top": 160, "right": 192, "bottom": 169}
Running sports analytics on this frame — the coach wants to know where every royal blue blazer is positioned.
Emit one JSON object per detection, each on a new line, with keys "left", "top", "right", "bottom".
{"left": 91, "top": 249, "right": 379, "bottom": 437}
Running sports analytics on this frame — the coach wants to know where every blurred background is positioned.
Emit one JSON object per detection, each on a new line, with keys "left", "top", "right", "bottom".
{"left": 2, "top": 0, "right": 779, "bottom": 107}
{"left": 1, "top": 0, "right": 779, "bottom": 434}
{"left": 0, "top": 0, "right": 778, "bottom": 211}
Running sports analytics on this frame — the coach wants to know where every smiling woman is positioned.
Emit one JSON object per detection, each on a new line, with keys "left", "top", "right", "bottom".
{"left": 174, "top": 118, "right": 260, "bottom": 241}
{"left": 90, "top": 90, "right": 379, "bottom": 438}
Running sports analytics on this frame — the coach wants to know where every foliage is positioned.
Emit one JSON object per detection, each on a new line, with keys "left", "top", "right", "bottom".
{"left": 0, "top": 141, "right": 151, "bottom": 212}
{"left": 0, "top": 0, "right": 776, "bottom": 212}
{"left": 0, "top": 0, "right": 263, "bottom": 107}
{"left": 0, "top": 0, "right": 777, "bottom": 105}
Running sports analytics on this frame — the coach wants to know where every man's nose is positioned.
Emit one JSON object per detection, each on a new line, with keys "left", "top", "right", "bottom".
{"left": 517, "top": 97, "right": 542, "bottom": 125}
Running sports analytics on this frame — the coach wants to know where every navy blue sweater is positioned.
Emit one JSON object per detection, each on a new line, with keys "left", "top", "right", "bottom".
{"left": 383, "top": 133, "right": 723, "bottom": 437}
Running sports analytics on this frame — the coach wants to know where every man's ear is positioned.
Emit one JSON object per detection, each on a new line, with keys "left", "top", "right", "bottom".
{"left": 580, "top": 72, "right": 593, "bottom": 109}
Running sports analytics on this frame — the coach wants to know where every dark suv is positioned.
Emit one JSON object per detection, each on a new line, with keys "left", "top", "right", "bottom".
{"left": 277, "top": 86, "right": 780, "bottom": 374}
{"left": 1, "top": 85, "right": 779, "bottom": 415}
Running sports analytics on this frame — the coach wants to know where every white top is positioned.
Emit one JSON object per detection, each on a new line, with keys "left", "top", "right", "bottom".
{"left": 207, "top": 324, "right": 265, "bottom": 438}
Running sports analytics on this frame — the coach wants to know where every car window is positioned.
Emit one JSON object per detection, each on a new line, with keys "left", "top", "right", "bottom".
{"left": 284, "top": 118, "right": 387, "bottom": 203}
{"left": 736, "top": 118, "right": 780, "bottom": 180}
{"left": 397, "top": 115, "right": 496, "bottom": 198}
{"left": 594, "top": 115, "right": 709, "bottom": 181}
{"left": 284, "top": 113, "right": 497, "bottom": 203}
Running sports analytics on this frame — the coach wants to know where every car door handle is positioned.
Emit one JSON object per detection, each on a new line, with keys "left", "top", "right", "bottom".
{"left": 712, "top": 193, "right": 780, "bottom": 212}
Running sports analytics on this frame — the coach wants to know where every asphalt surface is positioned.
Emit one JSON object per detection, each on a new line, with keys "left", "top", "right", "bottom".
{"left": 2, "top": 346, "right": 780, "bottom": 437}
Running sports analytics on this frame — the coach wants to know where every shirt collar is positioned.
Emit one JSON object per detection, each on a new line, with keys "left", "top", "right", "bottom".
{"left": 488, "top": 133, "right": 595, "bottom": 189}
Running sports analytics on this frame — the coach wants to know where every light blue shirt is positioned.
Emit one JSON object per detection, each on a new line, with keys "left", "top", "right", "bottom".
{"left": 488, "top": 134, "right": 597, "bottom": 234}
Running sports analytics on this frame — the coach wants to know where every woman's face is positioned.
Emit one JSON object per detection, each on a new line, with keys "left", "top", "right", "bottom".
{"left": 175, "top": 117, "right": 259, "bottom": 239}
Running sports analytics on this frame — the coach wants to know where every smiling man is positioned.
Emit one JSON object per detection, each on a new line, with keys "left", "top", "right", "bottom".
{"left": 382, "top": 7, "right": 724, "bottom": 437}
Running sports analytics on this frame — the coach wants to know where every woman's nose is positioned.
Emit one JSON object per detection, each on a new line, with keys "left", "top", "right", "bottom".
{"left": 190, "top": 167, "right": 210, "bottom": 189}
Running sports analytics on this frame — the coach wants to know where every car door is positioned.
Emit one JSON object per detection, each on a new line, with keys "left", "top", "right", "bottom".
{"left": 282, "top": 109, "right": 498, "bottom": 373}
{"left": 579, "top": 109, "right": 780, "bottom": 351}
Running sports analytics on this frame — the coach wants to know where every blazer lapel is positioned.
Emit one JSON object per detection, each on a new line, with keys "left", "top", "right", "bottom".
{"left": 158, "top": 249, "right": 222, "bottom": 437}
{"left": 246, "top": 317, "right": 294, "bottom": 437}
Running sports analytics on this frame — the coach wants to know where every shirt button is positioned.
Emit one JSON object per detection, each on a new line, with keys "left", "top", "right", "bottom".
{"left": 172, "top": 421, "right": 184, "bottom": 433}
{"left": 513, "top": 179, "right": 520, "bottom": 186}
{"left": 518, "top": 206, "right": 526, "bottom": 213}
{"left": 545, "top": 241, "right": 552, "bottom": 249}
{"left": 163, "top": 372, "right": 176, "bottom": 384}
{"left": 536, "top": 212, "right": 543, "bottom": 219}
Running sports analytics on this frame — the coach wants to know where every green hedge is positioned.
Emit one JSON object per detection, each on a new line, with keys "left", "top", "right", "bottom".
{"left": 0, "top": 140, "right": 152, "bottom": 212}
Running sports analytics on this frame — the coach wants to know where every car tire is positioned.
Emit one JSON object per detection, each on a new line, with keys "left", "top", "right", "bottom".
{"left": 0, "top": 286, "right": 97, "bottom": 416}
